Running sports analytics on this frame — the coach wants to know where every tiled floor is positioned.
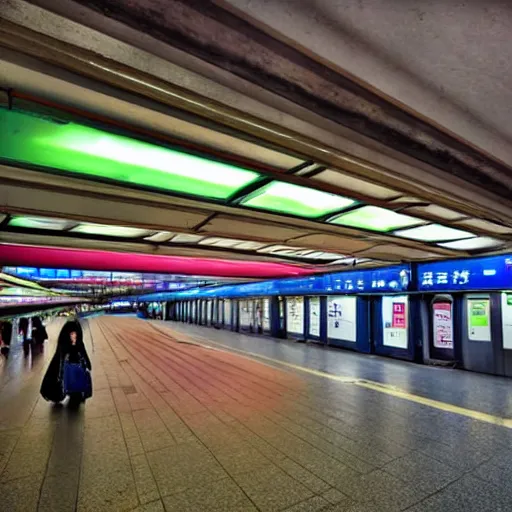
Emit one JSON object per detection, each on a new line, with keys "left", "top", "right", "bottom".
{"left": 0, "top": 316, "right": 511, "bottom": 512}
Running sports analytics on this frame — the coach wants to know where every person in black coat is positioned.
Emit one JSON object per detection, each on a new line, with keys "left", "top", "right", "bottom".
{"left": 0, "top": 320, "right": 12, "bottom": 356}
{"left": 40, "top": 320, "right": 92, "bottom": 404}
{"left": 31, "top": 317, "right": 48, "bottom": 345}
{"left": 18, "top": 317, "right": 29, "bottom": 342}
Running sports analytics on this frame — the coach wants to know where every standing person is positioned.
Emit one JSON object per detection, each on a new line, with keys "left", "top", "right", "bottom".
{"left": 40, "top": 320, "right": 92, "bottom": 405}
{"left": 0, "top": 320, "right": 12, "bottom": 356}
{"left": 31, "top": 317, "right": 48, "bottom": 346}
{"left": 18, "top": 317, "right": 29, "bottom": 343}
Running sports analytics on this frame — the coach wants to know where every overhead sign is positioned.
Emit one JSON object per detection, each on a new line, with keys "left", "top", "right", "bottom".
{"left": 418, "top": 254, "right": 512, "bottom": 291}
{"left": 165, "top": 265, "right": 411, "bottom": 300}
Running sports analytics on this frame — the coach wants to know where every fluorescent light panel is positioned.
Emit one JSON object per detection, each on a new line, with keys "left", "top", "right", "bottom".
{"left": 439, "top": 237, "right": 504, "bottom": 250}
{"left": 71, "top": 223, "right": 152, "bottom": 238}
{"left": 199, "top": 237, "right": 247, "bottom": 248}
{"left": 395, "top": 224, "right": 475, "bottom": 242}
{"left": 0, "top": 110, "right": 260, "bottom": 200}
{"left": 329, "top": 206, "right": 423, "bottom": 232}
{"left": 241, "top": 181, "right": 355, "bottom": 218}
{"left": 258, "top": 245, "right": 345, "bottom": 260}
{"left": 144, "top": 231, "right": 175, "bottom": 242}
{"left": 170, "top": 234, "right": 204, "bottom": 243}
{"left": 199, "top": 237, "right": 267, "bottom": 250}
{"left": 9, "top": 215, "right": 76, "bottom": 231}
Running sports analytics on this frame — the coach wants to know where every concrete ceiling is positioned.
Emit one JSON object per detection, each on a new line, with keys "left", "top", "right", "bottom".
{"left": 221, "top": 0, "right": 512, "bottom": 165}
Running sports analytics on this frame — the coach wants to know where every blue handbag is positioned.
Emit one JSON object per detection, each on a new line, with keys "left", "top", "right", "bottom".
{"left": 63, "top": 361, "right": 91, "bottom": 396}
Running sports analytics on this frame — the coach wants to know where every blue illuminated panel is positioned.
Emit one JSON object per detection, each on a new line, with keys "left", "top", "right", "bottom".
{"left": 39, "top": 268, "right": 57, "bottom": 279}
{"left": 418, "top": 254, "right": 512, "bottom": 292}
{"left": 138, "top": 265, "right": 411, "bottom": 302}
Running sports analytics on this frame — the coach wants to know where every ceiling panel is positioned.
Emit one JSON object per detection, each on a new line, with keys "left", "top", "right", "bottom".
{"left": 9, "top": 215, "right": 77, "bottom": 231}
{"left": 144, "top": 231, "right": 175, "bottom": 242}
{"left": 402, "top": 205, "right": 467, "bottom": 221}
{"left": 1, "top": 109, "right": 261, "bottom": 200}
{"left": 0, "top": 60, "right": 303, "bottom": 171}
{"left": 312, "top": 169, "right": 401, "bottom": 200}
{"left": 197, "top": 215, "right": 310, "bottom": 241}
{"left": 328, "top": 206, "right": 424, "bottom": 232}
{"left": 395, "top": 224, "right": 475, "bottom": 242}
{"left": 439, "top": 237, "right": 505, "bottom": 251}
{"left": 170, "top": 234, "right": 205, "bottom": 243}
{"left": 0, "top": 183, "right": 212, "bottom": 231}
{"left": 240, "top": 181, "right": 355, "bottom": 218}
{"left": 287, "top": 234, "right": 374, "bottom": 252}
{"left": 452, "top": 218, "right": 512, "bottom": 235}
{"left": 71, "top": 223, "right": 153, "bottom": 238}
{"left": 389, "top": 196, "right": 429, "bottom": 205}
{"left": 357, "top": 245, "right": 443, "bottom": 260}
{"left": 198, "top": 237, "right": 268, "bottom": 250}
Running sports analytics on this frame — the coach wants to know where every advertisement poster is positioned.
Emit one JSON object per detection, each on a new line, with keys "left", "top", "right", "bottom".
{"left": 262, "top": 298, "right": 270, "bottom": 331}
{"left": 224, "top": 300, "right": 231, "bottom": 326}
{"left": 433, "top": 302, "right": 453, "bottom": 349}
{"left": 240, "top": 300, "right": 253, "bottom": 328}
{"left": 327, "top": 296, "right": 357, "bottom": 342}
{"left": 501, "top": 293, "right": 512, "bottom": 349}
{"left": 309, "top": 297, "right": 321, "bottom": 337}
{"left": 287, "top": 296, "right": 304, "bottom": 334}
{"left": 382, "top": 296, "right": 408, "bottom": 349}
{"left": 467, "top": 298, "right": 491, "bottom": 341}
{"left": 392, "top": 302, "right": 407, "bottom": 328}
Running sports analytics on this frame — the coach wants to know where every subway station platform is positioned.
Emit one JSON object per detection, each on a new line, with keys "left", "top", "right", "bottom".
{"left": 1, "top": 317, "right": 511, "bottom": 512}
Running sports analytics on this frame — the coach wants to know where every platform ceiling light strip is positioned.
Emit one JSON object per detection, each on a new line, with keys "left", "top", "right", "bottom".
{"left": 394, "top": 224, "right": 475, "bottom": 242}
{"left": 199, "top": 237, "right": 267, "bottom": 250}
{"left": 71, "top": 223, "right": 152, "bottom": 238}
{"left": 9, "top": 215, "right": 76, "bottom": 231}
{"left": 258, "top": 245, "right": 346, "bottom": 260}
{"left": 144, "top": 231, "right": 175, "bottom": 243}
{"left": 0, "top": 110, "right": 261, "bottom": 200}
{"left": 240, "top": 181, "right": 355, "bottom": 218}
{"left": 170, "top": 234, "right": 205, "bottom": 243}
{"left": 439, "top": 237, "right": 504, "bottom": 251}
{"left": 329, "top": 206, "right": 423, "bottom": 232}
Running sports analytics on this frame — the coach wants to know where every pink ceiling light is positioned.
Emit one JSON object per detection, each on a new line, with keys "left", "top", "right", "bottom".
{"left": 0, "top": 244, "right": 315, "bottom": 278}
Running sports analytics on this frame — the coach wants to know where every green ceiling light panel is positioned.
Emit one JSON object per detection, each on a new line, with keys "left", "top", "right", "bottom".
{"left": 9, "top": 215, "right": 76, "bottom": 231}
{"left": 71, "top": 223, "right": 152, "bottom": 238}
{"left": 0, "top": 110, "right": 260, "bottom": 199}
{"left": 395, "top": 223, "right": 475, "bottom": 242}
{"left": 240, "top": 181, "right": 355, "bottom": 218}
{"left": 329, "top": 206, "right": 422, "bottom": 232}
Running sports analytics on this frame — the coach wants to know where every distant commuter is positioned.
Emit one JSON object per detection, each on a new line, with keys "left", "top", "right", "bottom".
{"left": 31, "top": 317, "right": 48, "bottom": 346}
{"left": 40, "top": 320, "right": 92, "bottom": 405}
{"left": 0, "top": 320, "right": 12, "bottom": 355}
{"left": 18, "top": 317, "right": 29, "bottom": 342}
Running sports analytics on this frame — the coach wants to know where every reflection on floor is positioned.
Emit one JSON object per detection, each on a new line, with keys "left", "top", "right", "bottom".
{"left": 0, "top": 316, "right": 511, "bottom": 512}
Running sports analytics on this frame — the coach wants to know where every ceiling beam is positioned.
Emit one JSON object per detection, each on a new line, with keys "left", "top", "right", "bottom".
{"left": 20, "top": 0, "right": 512, "bottom": 201}
{"left": 1, "top": 14, "right": 512, "bottom": 224}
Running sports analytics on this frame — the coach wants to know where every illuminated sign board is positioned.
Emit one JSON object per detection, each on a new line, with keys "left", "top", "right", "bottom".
{"left": 418, "top": 254, "right": 512, "bottom": 291}
{"left": 163, "top": 265, "right": 411, "bottom": 300}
